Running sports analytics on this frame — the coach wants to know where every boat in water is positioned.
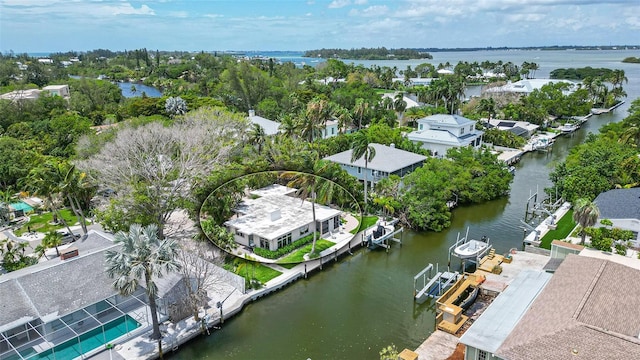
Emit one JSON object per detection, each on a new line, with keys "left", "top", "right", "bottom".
{"left": 453, "top": 236, "right": 489, "bottom": 259}
{"left": 365, "top": 222, "right": 396, "bottom": 249}
{"left": 532, "top": 137, "right": 553, "bottom": 151}
{"left": 559, "top": 123, "right": 579, "bottom": 134}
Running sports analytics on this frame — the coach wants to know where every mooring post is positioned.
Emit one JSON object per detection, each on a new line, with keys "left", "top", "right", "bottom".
{"left": 334, "top": 249, "right": 338, "bottom": 262}
{"left": 320, "top": 256, "right": 323, "bottom": 270}
{"left": 348, "top": 241, "right": 352, "bottom": 255}
{"left": 304, "top": 264, "right": 307, "bottom": 279}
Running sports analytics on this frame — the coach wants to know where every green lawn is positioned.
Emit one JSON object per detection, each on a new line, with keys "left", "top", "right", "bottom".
{"left": 277, "top": 239, "right": 335, "bottom": 265}
{"left": 540, "top": 209, "right": 575, "bottom": 249}
{"left": 14, "top": 209, "right": 83, "bottom": 236}
{"left": 231, "top": 260, "right": 283, "bottom": 284}
{"left": 350, "top": 215, "right": 379, "bottom": 234}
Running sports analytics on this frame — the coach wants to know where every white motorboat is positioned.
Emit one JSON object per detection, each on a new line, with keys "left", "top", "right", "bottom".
{"left": 559, "top": 123, "right": 579, "bottom": 134}
{"left": 453, "top": 237, "right": 489, "bottom": 259}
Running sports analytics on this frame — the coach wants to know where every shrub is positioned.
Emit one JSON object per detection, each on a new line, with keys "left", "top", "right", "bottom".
{"left": 253, "top": 232, "right": 319, "bottom": 259}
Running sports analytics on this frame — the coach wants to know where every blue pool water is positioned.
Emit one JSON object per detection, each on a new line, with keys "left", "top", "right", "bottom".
{"left": 12, "top": 315, "right": 140, "bottom": 360}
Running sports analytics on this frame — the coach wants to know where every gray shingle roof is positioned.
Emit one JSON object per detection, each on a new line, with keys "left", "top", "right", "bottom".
{"left": 593, "top": 188, "right": 640, "bottom": 220}
{"left": 323, "top": 143, "right": 426, "bottom": 173}
{"left": 0, "top": 231, "right": 118, "bottom": 331}
{"left": 496, "top": 254, "right": 640, "bottom": 359}
{"left": 417, "top": 114, "right": 475, "bottom": 126}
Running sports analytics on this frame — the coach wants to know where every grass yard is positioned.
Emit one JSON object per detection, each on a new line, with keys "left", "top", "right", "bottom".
{"left": 14, "top": 209, "right": 84, "bottom": 236}
{"left": 277, "top": 239, "right": 335, "bottom": 266}
{"left": 539, "top": 209, "right": 575, "bottom": 249}
{"left": 231, "top": 261, "right": 283, "bottom": 284}
{"left": 350, "top": 215, "right": 379, "bottom": 234}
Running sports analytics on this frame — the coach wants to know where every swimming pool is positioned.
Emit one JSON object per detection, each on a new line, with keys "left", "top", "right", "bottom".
{"left": 11, "top": 315, "right": 140, "bottom": 360}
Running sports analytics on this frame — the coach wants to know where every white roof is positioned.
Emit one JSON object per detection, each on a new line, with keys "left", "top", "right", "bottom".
{"left": 407, "top": 129, "right": 464, "bottom": 145}
{"left": 417, "top": 114, "right": 475, "bottom": 126}
{"left": 248, "top": 115, "right": 281, "bottom": 135}
{"left": 225, "top": 186, "right": 341, "bottom": 240}
{"left": 460, "top": 270, "right": 552, "bottom": 353}
{"left": 43, "top": 85, "right": 68, "bottom": 90}
{"left": 486, "top": 79, "right": 577, "bottom": 94}
{"left": 381, "top": 93, "right": 421, "bottom": 108}
{"left": 323, "top": 143, "right": 426, "bottom": 173}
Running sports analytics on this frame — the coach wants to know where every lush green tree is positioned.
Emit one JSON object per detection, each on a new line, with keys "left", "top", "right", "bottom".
{"left": 42, "top": 231, "right": 63, "bottom": 257}
{"left": 572, "top": 198, "right": 600, "bottom": 245}
{"left": 0, "top": 137, "right": 37, "bottom": 188}
{"left": 105, "top": 223, "right": 181, "bottom": 343}
{"left": 248, "top": 123, "right": 267, "bottom": 154}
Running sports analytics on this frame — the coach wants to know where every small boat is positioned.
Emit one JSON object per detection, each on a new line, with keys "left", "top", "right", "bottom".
{"left": 532, "top": 137, "right": 553, "bottom": 151}
{"left": 453, "top": 236, "right": 489, "bottom": 259}
{"left": 508, "top": 166, "right": 516, "bottom": 175}
{"left": 365, "top": 222, "right": 395, "bottom": 248}
{"left": 458, "top": 285, "right": 480, "bottom": 310}
{"left": 559, "top": 123, "right": 579, "bottom": 134}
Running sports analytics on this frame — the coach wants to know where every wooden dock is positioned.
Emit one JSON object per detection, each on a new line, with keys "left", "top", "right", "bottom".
{"left": 435, "top": 273, "right": 485, "bottom": 334}
{"left": 477, "top": 248, "right": 505, "bottom": 273}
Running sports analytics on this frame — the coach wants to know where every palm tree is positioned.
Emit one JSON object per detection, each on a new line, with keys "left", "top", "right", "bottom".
{"left": 353, "top": 98, "right": 369, "bottom": 129}
{"left": 300, "top": 98, "right": 330, "bottom": 142}
{"left": 282, "top": 172, "right": 320, "bottom": 256}
{"left": 42, "top": 231, "right": 63, "bottom": 257}
{"left": 572, "top": 198, "right": 600, "bottom": 245}
{"left": 351, "top": 129, "right": 376, "bottom": 208}
{"left": 393, "top": 93, "right": 408, "bottom": 126}
{"left": 105, "top": 223, "right": 181, "bottom": 343}
{"left": 248, "top": 123, "right": 266, "bottom": 154}
{"left": 619, "top": 125, "right": 640, "bottom": 147}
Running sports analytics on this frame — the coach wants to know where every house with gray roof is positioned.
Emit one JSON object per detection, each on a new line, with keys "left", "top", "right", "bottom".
{"left": 0, "top": 230, "right": 154, "bottom": 360}
{"left": 484, "top": 119, "right": 539, "bottom": 138}
{"left": 407, "top": 114, "right": 483, "bottom": 157}
{"left": 323, "top": 143, "right": 427, "bottom": 184}
{"left": 461, "top": 254, "right": 640, "bottom": 360}
{"left": 593, "top": 187, "right": 640, "bottom": 247}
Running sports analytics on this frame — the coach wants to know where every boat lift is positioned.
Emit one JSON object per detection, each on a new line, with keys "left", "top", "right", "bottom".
{"left": 448, "top": 228, "right": 493, "bottom": 272}
{"left": 362, "top": 221, "right": 404, "bottom": 252}
{"left": 413, "top": 263, "right": 459, "bottom": 304}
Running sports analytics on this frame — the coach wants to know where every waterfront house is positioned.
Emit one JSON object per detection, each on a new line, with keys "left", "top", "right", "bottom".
{"left": 323, "top": 143, "right": 427, "bottom": 185}
{"left": 248, "top": 110, "right": 281, "bottom": 136}
{"left": 483, "top": 119, "right": 539, "bottom": 138}
{"left": 460, "top": 254, "right": 640, "bottom": 360}
{"left": 0, "top": 231, "right": 152, "bottom": 360}
{"left": 484, "top": 79, "right": 577, "bottom": 95}
{"left": 593, "top": 187, "right": 640, "bottom": 248}
{"left": 0, "top": 84, "right": 70, "bottom": 102}
{"left": 224, "top": 185, "right": 342, "bottom": 251}
{"left": 407, "top": 114, "right": 483, "bottom": 157}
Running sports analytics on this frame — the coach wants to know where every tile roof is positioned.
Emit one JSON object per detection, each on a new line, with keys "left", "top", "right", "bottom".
{"left": 496, "top": 254, "right": 640, "bottom": 359}
{"left": 593, "top": 188, "right": 640, "bottom": 220}
{"left": 323, "top": 143, "right": 426, "bottom": 173}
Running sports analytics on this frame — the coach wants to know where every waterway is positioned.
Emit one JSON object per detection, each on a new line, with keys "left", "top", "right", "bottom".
{"left": 170, "top": 50, "right": 639, "bottom": 359}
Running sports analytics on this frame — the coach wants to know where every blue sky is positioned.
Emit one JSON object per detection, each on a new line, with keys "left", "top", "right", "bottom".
{"left": 1, "top": 0, "right": 638, "bottom": 53}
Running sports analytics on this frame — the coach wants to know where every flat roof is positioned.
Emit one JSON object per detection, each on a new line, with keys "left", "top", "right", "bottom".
{"left": 225, "top": 189, "right": 341, "bottom": 240}
{"left": 460, "top": 270, "right": 552, "bottom": 353}
{"left": 323, "top": 143, "right": 426, "bottom": 173}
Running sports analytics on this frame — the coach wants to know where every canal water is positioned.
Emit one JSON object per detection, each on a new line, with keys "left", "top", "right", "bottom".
{"left": 170, "top": 50, "right": 639, "bottom": 359}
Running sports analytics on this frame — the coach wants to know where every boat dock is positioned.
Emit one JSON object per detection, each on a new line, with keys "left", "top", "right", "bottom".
{"left": 435, "top": 273, "right": 485, "bottom": 334}
{"left": 413, "top": 263, "right": 459, "bottom": 303}
{"left": 448, "top": 228, "right": 493, "bottom": 272}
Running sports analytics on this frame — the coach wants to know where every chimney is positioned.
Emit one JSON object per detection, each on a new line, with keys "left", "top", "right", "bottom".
{"left": 390, "top": 143, "right": 395, "bottom": 148}
{"left": 248, "top": 109, "right": 256, "bottom": 117}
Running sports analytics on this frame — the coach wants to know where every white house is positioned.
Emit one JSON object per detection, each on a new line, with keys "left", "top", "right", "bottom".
{"left": 224, "top": 185, "right": 342, "bottom": 251}
{"left": 319, "top": 119, "right": 339, "bottom": 139}
{"left": 484, "top": 119, "right": 539, "bottom": 138}
{"left": 42, "top": 85, "right": 70, "bottom": 98}
{"left": 323, "top": 143, "right": 426, "bottom": 185}
{"left": 247, "top": 110, "right": 281, "bottom": 136}
{"left": 485, "top": 79, "right": 577, "bottom": 95}
{"left": 407, "top": 114, "right": 483, "bottom": 157}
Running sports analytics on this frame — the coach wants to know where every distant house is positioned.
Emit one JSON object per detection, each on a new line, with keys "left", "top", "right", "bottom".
{"left": 247, "top": 110, "right": 281, "bottom": 136}
{"left": 460, "top": 254, "right": 640, "bottom": 360}
{"left": 319, "top": 119, "right": 339, "bottom": 139}
{"left": 37, "top": 58, "right": 54, "bottom": 64}
{"left": 224, "top": 185, "right": 342, "bottom": 251}
{"left": 381, "top": 92, "right": 422, "bottom": 109}
{"left": 323, "top": 143, "right": 427, "bottom": 184}
{"left": 485, "top": 79, "right": 577, "bottom": 95}
{"left": 593, "top": 188, "right": 640, "bottom": 247}
{"left": 0, "top": 84, "right": 70, "bottom": 102}
{"left": 407, "top": 114, "right": 483, "bottom": 157}
{"left": 0, "top": 89, "right": 41, "bottom": 101}
{"left": 484, "top": 119, "right": 539, "bottom": 138}
{"left": 42, "top": 85, "right": 70, "bottom": 98}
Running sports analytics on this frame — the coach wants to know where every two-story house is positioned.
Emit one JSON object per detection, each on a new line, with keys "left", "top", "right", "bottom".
{"left": 407, "top": 114, "right": 483, "bottom": 157}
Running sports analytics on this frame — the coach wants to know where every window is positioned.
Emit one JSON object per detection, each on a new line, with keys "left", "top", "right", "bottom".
{"left": 235, "top": 229, "right": 244, "bottom": 237}
{"left": 478, "top": 350, "right": 488, "bottom": 360}
{"left": 276, "top": 233, "right": 292, "bottom": 249}
{"left": 357, "top": 167, "right": 362, "bottom": 174}
{"left": 333, "top": 216, "right": 340, "bottom": 229}
{"left": 460, "top": 127, "right": 465, "bottom": 135}
{"left": 419, "top": 124, "right": 424, "bottom": 130}
{"left": 300, "top": 225, "right": 309, "bottom": 236}
{"left": 260, "top": 238, "right": 269, "bottom": 249}
{"left": 331, "top": 127, "right": 335, "bottom": 135}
